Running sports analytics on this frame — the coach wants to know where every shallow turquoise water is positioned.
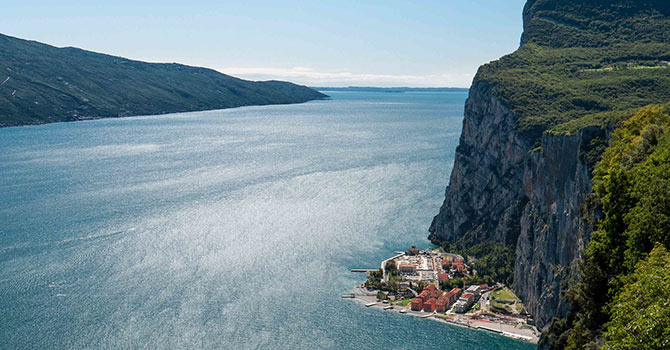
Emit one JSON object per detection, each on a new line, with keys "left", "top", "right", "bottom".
{"left": 0, "top": 91, "right": 536, "bottom": 350}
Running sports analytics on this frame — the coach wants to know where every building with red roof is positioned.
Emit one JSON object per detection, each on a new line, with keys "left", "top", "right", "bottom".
{"left": 431, "top": 289, "right": 443, "bottom": 299}
{"left": 411, "top": 298, "right": 423, "bottom": 311}
{"left": 423, "top": 298, "right": 436, "bottom": 312}
{"left": 455, "top": 263, "right": 466, "bottom": 273}
{"left": 406, "top": 247, "right": 420, "bottom": 256}
{"left": 438, "top": 273, "right": 450, "bottom": 282}
{"left": 445, "top": 288, "right": 462, "bottom": 306}
{"left": 436, "top": 294, "right": 450, "bottom": 312}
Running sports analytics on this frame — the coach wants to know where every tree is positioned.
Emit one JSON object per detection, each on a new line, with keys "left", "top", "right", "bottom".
{"left": 602, "top": 244, "right": 670, "bottom": 350}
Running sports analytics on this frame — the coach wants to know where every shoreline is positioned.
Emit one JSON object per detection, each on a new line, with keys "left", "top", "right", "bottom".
{"left": 348, "top": 290, "right": 539, "bottom": 344}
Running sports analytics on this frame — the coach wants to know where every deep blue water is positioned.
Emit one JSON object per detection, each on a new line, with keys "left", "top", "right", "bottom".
{"left": 0, "top": 91, "right": 536, "bottom": 349}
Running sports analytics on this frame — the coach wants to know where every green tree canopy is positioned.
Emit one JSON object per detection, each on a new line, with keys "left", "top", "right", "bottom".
{"left": 602, "top": 244, "right": 670, "bottom": 350}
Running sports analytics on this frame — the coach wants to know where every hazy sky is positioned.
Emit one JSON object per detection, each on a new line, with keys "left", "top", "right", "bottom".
{"left": 4, "top": 0, "right": 527, "bottom": 87}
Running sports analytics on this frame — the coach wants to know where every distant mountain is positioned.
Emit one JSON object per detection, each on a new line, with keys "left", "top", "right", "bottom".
{"left": 0, "top": 33, "right": 327, "bottom": 127}
{"left": 313, "top": 86, "right": 468, "bottom": 93}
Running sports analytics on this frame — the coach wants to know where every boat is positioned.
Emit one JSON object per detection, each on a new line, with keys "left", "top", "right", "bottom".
{"left": 384, "top": 305, "right": 393, "bottom": 310}
{"left": 365, "top": 302, "right": 377, "bottom": 307}
{"left": 399, "top": 309, "right": 407, "bottom": 314}
{"left": 341, "top": 294, "right": 355, "bottom": 298}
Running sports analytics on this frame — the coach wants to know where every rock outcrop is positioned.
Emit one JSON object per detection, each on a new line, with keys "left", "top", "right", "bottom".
{"left": 513, "top": 127, "right": 605, "bottom": 328}
{"left": 429, "top": 76, "right": 602, "bottom": 329}
{"left": 428, "top": 0, "right": 670, "bottom": 332}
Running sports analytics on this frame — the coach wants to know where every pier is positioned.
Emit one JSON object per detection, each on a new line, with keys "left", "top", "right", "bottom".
{"left": 351, "top": 269, "right": 377, "bottom": 273}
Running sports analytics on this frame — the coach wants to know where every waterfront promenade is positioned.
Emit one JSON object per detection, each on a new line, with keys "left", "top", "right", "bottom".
{"left": 350, "top": 291, "right": 539, "bottom": 344}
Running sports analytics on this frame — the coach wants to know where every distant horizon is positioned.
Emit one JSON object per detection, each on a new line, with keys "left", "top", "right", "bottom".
{"left": 2, "top": 31, "right": 476, "bottom": 89}
{"left": 311, "top": 86, "right": 470, "bottom": 90}
{"left": 3, "top": 0, "right": 526, "bottom": 88}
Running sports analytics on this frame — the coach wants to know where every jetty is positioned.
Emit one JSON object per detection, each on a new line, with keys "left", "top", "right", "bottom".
{"left": 351, "top": 269, "right": 377, "bottom": 273}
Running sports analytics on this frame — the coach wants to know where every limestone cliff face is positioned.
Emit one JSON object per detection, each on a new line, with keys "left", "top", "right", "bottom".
{"left": 429, "top": 78, "right": 605, "bottom": 330}
{"left": 514, "top": 127, "right": 605, "bottom": 328}
{"left": 430, "top": 0, "right": 670, "bottom": 337}
{"left": 429, "top": 80, "right": 531, "bottom": 248}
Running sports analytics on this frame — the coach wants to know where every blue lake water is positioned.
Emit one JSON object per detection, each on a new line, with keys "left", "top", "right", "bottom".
{"left": 0, "top": 91, "right": 535, "bottom": 350}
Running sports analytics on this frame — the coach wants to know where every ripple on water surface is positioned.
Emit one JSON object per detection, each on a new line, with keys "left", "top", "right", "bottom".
{"left": 0, "top": 91, "right": 535, "bottom": 349}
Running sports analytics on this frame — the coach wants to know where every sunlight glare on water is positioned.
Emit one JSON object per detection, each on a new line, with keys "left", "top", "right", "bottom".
{"left": 0, "top": 91, "right": 535, "bottom": 350}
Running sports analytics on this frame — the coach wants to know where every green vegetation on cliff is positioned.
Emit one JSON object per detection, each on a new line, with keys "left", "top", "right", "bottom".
{"left": 542, "top": 104, "right": 670, "bottom": 349}
{"left": 439, "top": 241, "right": 515, "bottom": 287}
{"left": 477, "top": 43, "right": 670, "bottom": 139}
{"left": 603, "top": 244, "right": 670, "bottom": 350}
{"left": 431, "top": 2, "right": 670, "bottom": 346}
{"left": 521, "top": 0, "right": 670, "bottom": 48}
{"left": 0, "top": 33, "right": 326, "bottom": 127}
{"left": 475, "top": 0, "right": 670, "bottom": 140}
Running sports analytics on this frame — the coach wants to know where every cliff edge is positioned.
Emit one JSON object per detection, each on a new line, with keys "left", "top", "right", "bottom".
{"left": 429, "top": 0, "right": 670, "bottom": 336}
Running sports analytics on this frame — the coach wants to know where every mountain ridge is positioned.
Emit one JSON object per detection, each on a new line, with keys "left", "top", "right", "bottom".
{"left": 0, "top": 33, "right": 327, "bottom": 127}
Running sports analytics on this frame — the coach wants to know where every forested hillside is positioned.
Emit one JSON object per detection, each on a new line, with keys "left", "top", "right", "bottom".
{"left": 429, "top": 2, "right": 670, "bottom": 347}
{"left": 0, "top": 33, "right": 326, "bottom": 127}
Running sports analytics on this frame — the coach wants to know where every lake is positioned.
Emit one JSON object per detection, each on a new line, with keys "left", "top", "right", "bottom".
{"left": 0, "top": 90, "right": 535, "bottom": 349}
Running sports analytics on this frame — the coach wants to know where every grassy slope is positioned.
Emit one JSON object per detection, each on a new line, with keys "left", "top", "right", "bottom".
{"left": 0, "top": 33, "right": 326, "bottom": 127}
{"left": 474, "top": 0, "right": 670, "bottom": 139}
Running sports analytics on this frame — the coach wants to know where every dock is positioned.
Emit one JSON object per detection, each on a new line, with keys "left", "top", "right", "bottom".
{"left": 351, "top": 269, "right": 377, "bottom": 273}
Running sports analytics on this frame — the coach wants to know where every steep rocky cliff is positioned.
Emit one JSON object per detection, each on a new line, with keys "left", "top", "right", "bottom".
{"left": 430, "top": 0, "right": 670, "bottom": 333}
{"left": 429, "top": 78, "right": 599, "bottom": 329}
{"left": 514, "top": 127, "right": 606, "bottom": 328}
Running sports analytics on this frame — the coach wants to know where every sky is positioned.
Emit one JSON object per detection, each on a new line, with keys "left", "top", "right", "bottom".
{"left": 3, "top": 0, "right": 527, "bottom": 87}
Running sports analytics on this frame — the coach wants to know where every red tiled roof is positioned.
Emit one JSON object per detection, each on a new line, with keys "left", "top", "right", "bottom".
{"left": 411, "top": 299, "right": 423, "bottom": 311}
{"left": 446, "top": 288, "right": 461, "bottom": 298}
{"left": 423, "top": 298, "right": 437, "bottom": 311}
{"left": 438, "top": 273, "right": 450, "bottom": 281}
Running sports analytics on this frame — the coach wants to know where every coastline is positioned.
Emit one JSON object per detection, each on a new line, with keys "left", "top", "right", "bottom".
{"left": 349, "top": 288, "right": 539, "bottom": 344}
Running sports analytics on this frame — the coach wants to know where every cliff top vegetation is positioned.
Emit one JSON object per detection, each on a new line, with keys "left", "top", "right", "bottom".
{"left": 475, "top": 0, "right": 670, "bottom": 139}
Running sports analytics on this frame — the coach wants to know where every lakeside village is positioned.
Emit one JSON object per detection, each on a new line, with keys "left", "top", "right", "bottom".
{"left": 347, "top": 247, "right": 540, "bottom": 344}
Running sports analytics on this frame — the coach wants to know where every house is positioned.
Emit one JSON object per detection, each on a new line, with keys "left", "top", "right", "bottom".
{"left": 436, "top": 295, "right": 449, "bottom": 312}
{"left": 431, "top": 289, "right": 443, "bottom": 299}
{"left": 466, "top": 285, "right": 480, "bottom": 296}
{"left": 423, "top": 298, "right": 436, "bottom": 312}
{"left": 453, "top": 292, "right": 476, "bottom": 313}
{"left": 438, "top": 273, "right": 450, "bottom": 282}
{"left": 407, "top": 247, "right": 420, "bottom": 256}
{"left": 455, "top": 263, "right": 466, "bottom": 273}
{"left": 445, "top": 288, "right": 462, "bottom": 306}
{"left": 399, "top": 264, "right": 417, "bottom": 274}
{"left": 411, "top": 298, "right": 423, "bottom": 311}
